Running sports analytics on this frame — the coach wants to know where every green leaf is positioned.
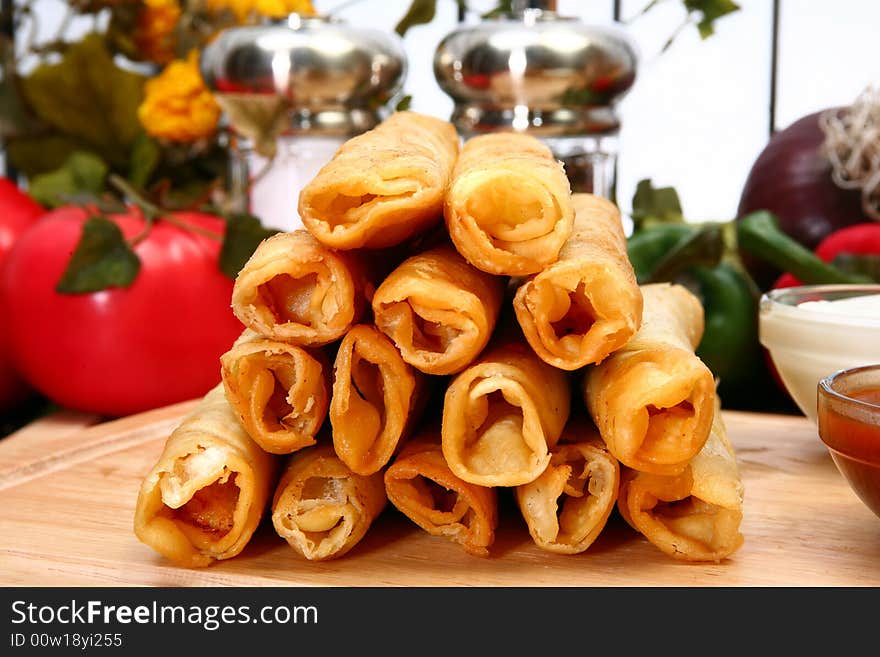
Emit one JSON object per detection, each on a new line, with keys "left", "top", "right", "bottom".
{"left": 156, "top": 179, "right": 217, "bottom": 211}
{"left": 395, "top": 0, "right": 437, "bottom": 36}
{"left": 129, "top": 132, "right": 162, "bottom": 189}
{"left": 395, "top": 95, "right": 413, "bottom": 112}
{"left": 28, "top": 151, "right": 109, "bottom": 208}
{"left": 213, "top": 93, "right": 290, "bottom": 159}
{"left": 5, "top": 134, "right": 87, "bottom": 176}
{"left": 631, "top": 178, "right": 685, "bottom": 230}
{"left": 0, "top": 37, "right": 41, "bottom": 139}
{"left": 56, "top": 216, "right": 141, "bottom": 293}
{"left": 482, "top": 1, "right": 512, "bottom": 18}
{"left": 59, "top": 192, "right": 128, "bottom": 214}
{"left": 683, "top": 0, "right": 741, "bottom": 39}
{"left": 219, "top": 213, "right": 279, "bottom": 279}
{"left": 19, "top": 33, "right": 147, "bottom": 168}
{"left": 646, "top": 223, "right": 725, "bottom": 283}
{"left": 104, "top": 2, "right": 143, "bottom": 61}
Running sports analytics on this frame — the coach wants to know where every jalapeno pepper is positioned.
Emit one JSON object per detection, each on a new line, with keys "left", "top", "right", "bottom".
{"left": 627, "top": 181, "right": 798, "bottom": 411}
{"left": 773, "top": 222, "right": 880, "bottom": 288}
{"left": 627, "top": 221, "right": 766, "bottom": 408}
{"left": 737, "top": 210, "right": 871, "bottom": 285}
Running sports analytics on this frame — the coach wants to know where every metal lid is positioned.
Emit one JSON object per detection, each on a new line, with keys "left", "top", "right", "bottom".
{"left": 433, "top": 4, "right": 637, "bottom": 137}
{"left": 200, "top": 13, "right": 407, "bottom": 136}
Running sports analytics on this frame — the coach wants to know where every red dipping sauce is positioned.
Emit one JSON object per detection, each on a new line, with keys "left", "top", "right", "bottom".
{"left": 818, "top": 367, "right": 880, "bottom": 520}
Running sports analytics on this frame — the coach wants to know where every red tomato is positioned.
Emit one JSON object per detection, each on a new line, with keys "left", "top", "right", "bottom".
{"left": 0, "top": 178, "right": 45, "bottom": 411}
{"left": 2, "top": 205, "right": 243, "bottom": 416}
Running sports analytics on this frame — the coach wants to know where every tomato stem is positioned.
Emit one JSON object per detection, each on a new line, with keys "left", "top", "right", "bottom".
{"left": 160, "top": 214, "right": 223, "bottom": 241}
{"left": 128, "top": 223, "right": 152, "bottom": 248}
{"left": 108, "top": 174, "right": 223, "bottom": 244}
{"left": 109, "top": 174, "right": 162, "bottom": 218}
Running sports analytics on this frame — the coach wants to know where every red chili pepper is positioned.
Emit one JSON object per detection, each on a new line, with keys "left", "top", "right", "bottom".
{"left": 773, "top": 222, "right": 880, "bottom": 288}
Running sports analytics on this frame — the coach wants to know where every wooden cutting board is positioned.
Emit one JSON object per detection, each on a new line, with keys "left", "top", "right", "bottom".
{"left": 1, "top": 402, "right": 878, "bottom": 587}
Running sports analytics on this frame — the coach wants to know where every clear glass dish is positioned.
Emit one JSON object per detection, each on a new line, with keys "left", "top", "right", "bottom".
{"left": 818, "top": 364, "right": 880, "bottom": 520}
{"left": 758, "top": 283, "right": 880, "bottom": 423}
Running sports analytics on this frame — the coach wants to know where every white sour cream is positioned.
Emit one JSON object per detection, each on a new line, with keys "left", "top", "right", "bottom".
{"left": 798, "top": 294, "right": 880, "bottom": 320}
{"left": 759, "top": 289, "right": 880, "bottom": 424}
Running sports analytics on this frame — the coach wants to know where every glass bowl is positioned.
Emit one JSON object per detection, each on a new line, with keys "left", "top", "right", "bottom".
{"left": 758, "top": 284, "right": 880, "bottom": 423}
{"left": 817, "top": 364, "right": 880, "bottom": 520}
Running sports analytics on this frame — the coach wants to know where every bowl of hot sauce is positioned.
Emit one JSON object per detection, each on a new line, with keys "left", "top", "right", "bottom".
{"left": 818, "top": 364, "right": 880, "bottom": 520}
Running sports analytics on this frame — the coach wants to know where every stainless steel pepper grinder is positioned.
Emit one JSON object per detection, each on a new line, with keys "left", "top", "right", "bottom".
{"left": 201, "top": 13, "right": 407, "bottom": 230}
{"left": 434, "top": 0, "right": 637, "bottom": 200}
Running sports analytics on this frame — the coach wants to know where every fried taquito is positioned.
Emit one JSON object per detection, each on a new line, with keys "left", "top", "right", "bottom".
{"left": 271, "top": 443, "right": 387, "bottom": 561}
{"left": 372, "top": 245, "right": 504, "bottom": 375}
{"left": 514, "top": 193, "right": 642, "bottom": 370}
{"left": 330, "top": 324, "right": 426, "bottom": 476}
{"left": 442, "top": 335, "right": 571, "bottom": 487}
{"left": 231, "top": 230, "right": 368, "bottom": 346}
{"left": 384, "top": 429, "right": 498, "bottom": 557}
{"left": 134, "top": 385, "right": 277, "bottom": 568}
{"left": 298, "top": 111, "right": 460, "bottom": 249}
{"left": 617, "top": 397, "right": 744, "bottom": 562}
{"left": 221, "top": 329, "right": 329, "bottom": 455}
{"left": 515, "top": 419, "right": 619, "bottom": 554}
{"left": 444, "top": 132, "right": 574, "bottom": 276}
{"left": 584, "top": 283, "right": 716, "bottom": 476}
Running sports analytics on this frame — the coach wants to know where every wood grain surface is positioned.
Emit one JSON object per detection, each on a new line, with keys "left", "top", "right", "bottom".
{"left": 1, "top": 402, "right": 878, "bottom": 587}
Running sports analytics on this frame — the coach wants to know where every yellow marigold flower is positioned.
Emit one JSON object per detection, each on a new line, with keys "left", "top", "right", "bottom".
{"left": 138, "top": 51, "right": 221, "bottom": 143}
{"left": 207, "top": 0, "right": 316, "bottom": 23}
{"left": 256, "top": 0, "right": 317, "bottom": 18}
{"left": 134, "top": 0, "right": 181, "bottom": 65}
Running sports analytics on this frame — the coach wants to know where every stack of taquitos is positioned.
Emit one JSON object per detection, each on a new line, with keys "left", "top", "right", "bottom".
{"left": 134, "top": 109, "right": 744, "bottom": 568}
{"left": 583, "top": 282, "right": 743, "bottom": 562}
{"left": 134, "top": 385, "right": 277, "bottom": 568}
{"left": 617, "top": 395, "right": 744, "bottom": 562}
{"left": 583, "top": 282, "right": 716, "bottom": 476}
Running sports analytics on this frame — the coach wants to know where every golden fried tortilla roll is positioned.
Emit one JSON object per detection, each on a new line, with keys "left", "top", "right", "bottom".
{"left": 444, "top": 132, "right": 574, "bottom": 276}
{"left": 221, "top": 329, "right": 329, "bottom": 455}
{"left": 442, "top": 337, "right": 571, "bottom": 487}
{"left": 371, "top": 246, "right": 504, "bottom": 375}
{"left": 298, "top": 111, "right": 460, "bottom": 249}
{"left": 272, "top": 443, "right": 387, "bottom": 561}
{"left": 134, "top": 385, "right": 277, "bottom": 568}
{"left": 514, "top": 193, "right": 642, "bottom": 370}
{"left": 617, "top": 397, "right": 744, "bottom": 562}
{"left": 584, "top": 283, "right": 716, "bottom": 476}
{"left": 384, "top": 430, "right": 498, "bottom": 557}
{"left": 330, "top": 324, "right": 426, "bottom": 476}
{"left": 515, "top": 420, "right": 619, "bottom": 554}
{"left": 232, "top": 230, "right": 367, "bottom": 346}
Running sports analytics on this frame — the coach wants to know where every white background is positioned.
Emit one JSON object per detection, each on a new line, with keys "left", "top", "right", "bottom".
{"left": 15, "top": 0, "right": 880, "bottom": 223}
{"left": 324, "top": 0, "right": 880, "bottom": 222}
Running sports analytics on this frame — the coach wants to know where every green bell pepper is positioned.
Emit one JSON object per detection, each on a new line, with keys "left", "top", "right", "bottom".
{"left": 627, "top": 223, "right": 697, "bottom": 283}
{"left": 687, "top": 263, "right": 760, "bottom": 404}
{"left": 626, "top": 222, "right": 763, "bottom": 408}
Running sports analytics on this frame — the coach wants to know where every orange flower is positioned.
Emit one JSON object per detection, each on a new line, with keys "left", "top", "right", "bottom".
{"left": 256, "top": 0, "right": 317, "bottom": 18}
{"left": 134, "top": 0, "right": 182, "bottom": 65}
{"left": 137, "top": 51, "right": 221, "bottom": 142}
{"left": 207, "top": 0, "right": 316, "bottom": 22}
